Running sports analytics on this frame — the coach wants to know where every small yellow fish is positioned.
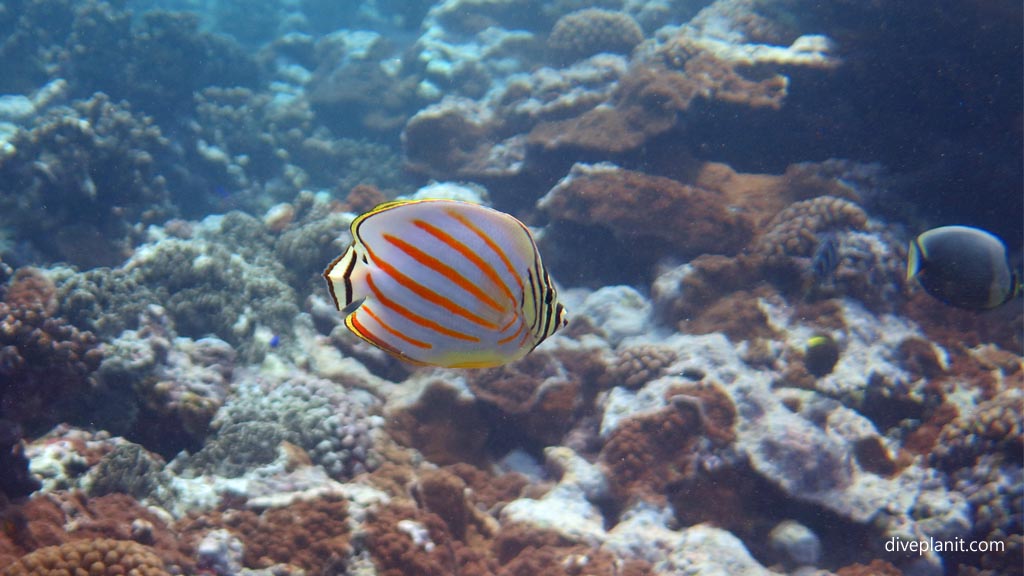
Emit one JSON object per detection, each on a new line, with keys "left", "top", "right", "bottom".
{"left": 324, "top": 199, "right": 568, "bottom": 368}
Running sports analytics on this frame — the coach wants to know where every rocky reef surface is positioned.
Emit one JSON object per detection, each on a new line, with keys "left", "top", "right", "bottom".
{"left": 0, "top": 0, "right": 1020, "bottom": 575}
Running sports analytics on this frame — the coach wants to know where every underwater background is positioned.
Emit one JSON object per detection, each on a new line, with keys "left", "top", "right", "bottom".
{"left": 0, "top": 0, "right": 1021, "bottom": 574}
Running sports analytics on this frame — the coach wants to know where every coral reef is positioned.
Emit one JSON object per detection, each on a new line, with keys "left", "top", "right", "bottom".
{"left": 180, "top": 492, "right": 352, "bottom": 573}
{"left": 55, "top": 212, "right": 299, "bottom": 359}
{"left": 752, "top": 196, "right": 868, "bottom": 260}
{"left": 192, "top": 87, "right": 408, "bottom": 210}
{"left": 932, "top": 388, "right": 1022, "bottom": 472}
{"left": 606, "top": 343, "right": 676, "bottom": 390}
{"left": 0, "top": 2, "right": 1018, "bottom": 576}
{"left": 601, "top": 380, "right": 737, "bottom": 501}
{"left": 466, "top": 349, "right": 583, "bottom": 446}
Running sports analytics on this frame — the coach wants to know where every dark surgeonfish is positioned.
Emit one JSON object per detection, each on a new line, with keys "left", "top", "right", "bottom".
{"left": 324, "top": 199, "right": 568, "bottom": 368}
{"left": 907, "top": 225, "right": 1021, "bottom": 310}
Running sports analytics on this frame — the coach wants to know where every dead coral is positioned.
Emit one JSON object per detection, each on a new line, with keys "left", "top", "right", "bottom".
{"left": 547, "top": 9, "right": 644, "bottom": 63}
{"left": 2, "top": 538, "right": 169, "bottom": 576}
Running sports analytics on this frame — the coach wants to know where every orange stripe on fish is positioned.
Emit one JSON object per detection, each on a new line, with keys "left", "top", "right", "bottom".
{"left": 361, "top": 305, "right": 433, "bottom": 349}
{"left": 497, "top": 318, "right": 526, "bottom": 346}
{"left": 383, "top": 233, "right": 503, "bottom": 313}
{"left": 446, "top": 207, "right": 526, "bottom": 295}
{"left": 366, "top": 272, "right": 480, "bottom": 343}
{"left": 363, "top": 243, "right": 499, "bottom": 330}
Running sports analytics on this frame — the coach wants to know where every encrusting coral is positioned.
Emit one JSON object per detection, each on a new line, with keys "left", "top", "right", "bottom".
{"left": 539, "top": 162, "right": 753, "bottom": 259}
{"left": 932, "top": 388, "right": 1023, "bottom": 471}
{"left": 600, "top": 381, "right": 737, "bottom": 501}
{"left": 178, "top": 493, "right": 352, "bottom": 572}
{"left": 466, "top": 349, "right": 583, "bottom": 446}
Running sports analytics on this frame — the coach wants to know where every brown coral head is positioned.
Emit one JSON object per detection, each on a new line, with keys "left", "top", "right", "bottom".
{"left": 4, "top": 268, "right": 58, "bottom": 317}
{"left": 548, "top": 9, "right": 645, "bottom": 64}
{"left": 3, "top": 538, "right": 169, "bottom": 576}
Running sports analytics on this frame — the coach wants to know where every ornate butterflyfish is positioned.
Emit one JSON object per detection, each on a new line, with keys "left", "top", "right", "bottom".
{"left": 323, "top": 199, "right": 568, "bottom": 368}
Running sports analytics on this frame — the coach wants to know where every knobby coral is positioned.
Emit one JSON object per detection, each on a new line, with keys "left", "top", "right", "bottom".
{"left": 547, "top": 9, "right": 645, "bottom": 63}
{"left": 3, "top": 538, "right": 169, "bottom": 576}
